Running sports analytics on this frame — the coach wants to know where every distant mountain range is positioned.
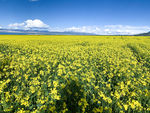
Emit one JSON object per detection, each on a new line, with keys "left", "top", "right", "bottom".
{"left": 0, "top": 29, "right": 96, "bottom": 35}
{"left": 136, "top": 31, "right": 150, "bottom": 36}
{"left": 1, "top": 28, "right": 150, "bottom": 36}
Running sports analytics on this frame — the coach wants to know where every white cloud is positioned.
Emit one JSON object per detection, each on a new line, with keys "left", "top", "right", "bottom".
{"left": 7, "top": 21, "right": 150, "bottom": 35}
{"left": 25, "top": 19, "right": 49, "bottom": 28}
{"left": 64, "top": 25, "right": 150, "bottom": 35}
{"left": 65, "top": 26, "right": 102, "bottom": 34}
{"left": 8, "top": 23, "right": 25, "bottom": 29}
{"left": 104, "top": 25, "right": 150, "bottom": 35}
{"left": 29, "top": 0, "right": 39, "bottom": 2}
{"left": 8, "top": 19, "right": 49, "bottom": 30}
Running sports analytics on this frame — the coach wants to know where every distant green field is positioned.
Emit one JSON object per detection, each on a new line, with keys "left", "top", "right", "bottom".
{"left": 0, "top": 35, "right": 150, "bottom": 113}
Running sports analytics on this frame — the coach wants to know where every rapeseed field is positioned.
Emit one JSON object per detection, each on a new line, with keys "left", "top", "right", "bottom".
{"left": 0, "top": 35, "right": 150, "bottom": 113}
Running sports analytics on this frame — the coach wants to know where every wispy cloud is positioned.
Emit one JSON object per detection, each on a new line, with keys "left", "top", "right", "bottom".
{"left": 63, "top": 25, "right": 150, "bottom": 35}
{"left": 8, "top": 19, "right": 49, "bottom": 30}
{"left": 64, "top": 26, "right": 102, "bottom": 34}
{"left": 8, "top": 23, "right": 25, "bottom": 29}
{"left": 103, "top": 25, "right": 150, "bottom": 35}
{"left": 29, "top": 0, "right": 39, "bottom": 2}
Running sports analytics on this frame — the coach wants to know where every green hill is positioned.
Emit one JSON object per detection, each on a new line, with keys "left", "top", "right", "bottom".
{"left": 136, "top": 31, "right": 150, "bottom": 36}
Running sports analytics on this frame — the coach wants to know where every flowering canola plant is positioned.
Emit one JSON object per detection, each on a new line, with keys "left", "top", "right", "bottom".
{"left": 0, "top": 35, "right": 150, "bottom": 113}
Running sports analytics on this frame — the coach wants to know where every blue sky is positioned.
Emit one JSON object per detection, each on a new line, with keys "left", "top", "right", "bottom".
{"left": 0, "top": 0, "right": 150, "bottom": 34}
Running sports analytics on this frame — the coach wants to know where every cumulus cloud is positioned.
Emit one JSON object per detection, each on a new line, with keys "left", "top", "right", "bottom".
{"left": 25, "top": 19, "right": 49, "bottom": 28}
{"left": 8, "top": 19, "right": 49, "bottom": 30}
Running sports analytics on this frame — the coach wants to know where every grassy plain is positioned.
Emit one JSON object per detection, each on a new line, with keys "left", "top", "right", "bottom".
{"left": 0, "top": 35, "right": 150, "bottom": 113}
